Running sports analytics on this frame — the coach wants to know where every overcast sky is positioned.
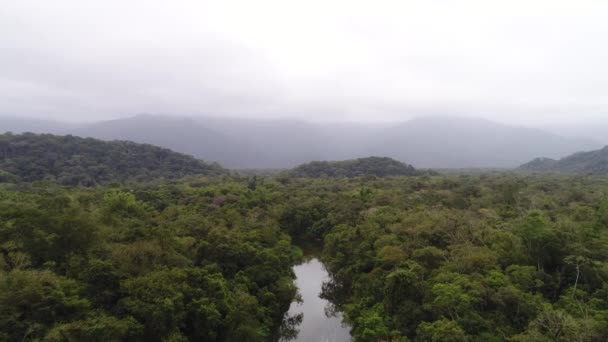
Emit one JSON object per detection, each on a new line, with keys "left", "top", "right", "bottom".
{"left": 1, "top": 0, "right": 608, "bottom": 125}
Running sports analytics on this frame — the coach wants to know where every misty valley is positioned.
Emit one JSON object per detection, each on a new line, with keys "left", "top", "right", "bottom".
{"left": 0, "top": 0, "right": 608, "bottom": 342}
{"left": 2, "top": 130, "right": 608, "bottom": 341}
{"left": 4, "top": 1, "right": 608, "bottom": 340}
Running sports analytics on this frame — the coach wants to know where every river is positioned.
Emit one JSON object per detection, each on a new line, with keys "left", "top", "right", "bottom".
{"left": 282, "top": 258, "right": 352, "bottom": 342}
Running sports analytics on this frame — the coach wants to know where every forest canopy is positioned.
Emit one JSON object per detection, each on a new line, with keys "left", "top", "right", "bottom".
{"left": 0, "top": 179, "right": 299, "bottom": 341}
{"left": 0, "top": 133, "right": 225, "bottom": 186}
{"left": 3, "top": 172, "right": 608, "bottom": 341}
{"left": 288, "top": 156, "right": 421, "bottom": 178}
{"left": 2, "top": 137, "right": 608, "bottom": 341}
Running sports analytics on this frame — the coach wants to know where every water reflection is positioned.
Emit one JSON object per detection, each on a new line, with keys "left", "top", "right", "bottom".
{"left": 282, "top": 258, "right": 351, "bottom": 342}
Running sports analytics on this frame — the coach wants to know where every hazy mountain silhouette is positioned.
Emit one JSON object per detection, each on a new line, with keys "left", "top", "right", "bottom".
{"left": 370, "top": 117, "right": 600, "bottom": 168}
{"left": 73, "top": 115, "right": 262, "bottom": 168}
{"left": 202, "top": 118, "right": 328, "bottom": 167}
{"left": 204, "top": 118, "right": 389, "bottom": 164}
{"left": 0, "top": 116, "right": 74, "bottom": 135}
{"left": 1, "top": 115, "right": 600, "bottom": 169}
{"left": 545, "top": 122, "right": 608, "bottom": 145}
{"left": 75, "top": 116, "right": 385, "bottom": 168}
{"left": 519, "top": 146, "right": 608, "bottom": 175}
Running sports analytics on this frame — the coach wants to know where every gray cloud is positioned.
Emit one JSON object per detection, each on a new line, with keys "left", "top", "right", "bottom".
{"left": 1, "top": 0, "right": 608, "bottom": 125}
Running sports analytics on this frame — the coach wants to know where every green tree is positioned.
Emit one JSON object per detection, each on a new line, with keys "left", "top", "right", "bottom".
{"left": 416, "top": 319, "right": 468, "bottom": 342}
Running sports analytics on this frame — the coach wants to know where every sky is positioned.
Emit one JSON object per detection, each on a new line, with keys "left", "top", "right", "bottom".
{"left": 1, "top": 0, "right": 608, "bottom": 125}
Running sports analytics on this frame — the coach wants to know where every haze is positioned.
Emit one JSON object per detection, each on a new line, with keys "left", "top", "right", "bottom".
{"left": 2, "top": 0, "right": 608, "bottom": 130}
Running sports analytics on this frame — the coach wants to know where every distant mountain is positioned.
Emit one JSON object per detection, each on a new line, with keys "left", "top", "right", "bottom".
{"left": 3, "top": 115, "right": 601, "bottom": 169}
{"left": 202, "top": 118, "right": 329, "bottom": 167}
{"left": 518, "top": 157, "right": 559, "bottom": 172}
{"left": 0, "top": 116, "right": 73, "bottom": 135}
{"left": 519, "top": 146, "right": 608, "bottom": 175}
{"left": 73, "top": 115, "right": 259, "bottom": 168}
{"left": 75, "top": 115, "right": 381, "bottom": 168}
{"left": 545, "top": 122, "right": 608, "bottom": 145}
{"left": 370, "top": 117, "right": 600, "bottom": 168}
{"left": 289, "top": 156, "right": 420, "bottom": 178}
{"left": 0, "top": 132, "right": 225, "bottom": 186}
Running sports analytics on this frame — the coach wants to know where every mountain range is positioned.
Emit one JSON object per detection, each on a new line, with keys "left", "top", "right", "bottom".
{"left": 0, "top": 114, "right": 601, "bottom": 169}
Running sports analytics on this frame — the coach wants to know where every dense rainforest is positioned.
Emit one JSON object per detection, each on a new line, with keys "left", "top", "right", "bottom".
{"left": 0, "top": 138, "right": 608, "bottom": 342}
{"left": 0, "top": 178, "right": 299, "bottom": 341}
{"left": 288, "top": 157, "right": 421, "bottom": 178}
{"left": 0, "top": 133, "right": 225, "bottom": 186}
{"left": 313, "top": 175, "right": 608, "bottom": 341}
{"left": 2, "top": 148, "right": 608, "bottom": 340}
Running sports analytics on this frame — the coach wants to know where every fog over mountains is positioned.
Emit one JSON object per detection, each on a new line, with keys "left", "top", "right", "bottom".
{"left": 1, "top": 115, "right": 601, "bottom": 169}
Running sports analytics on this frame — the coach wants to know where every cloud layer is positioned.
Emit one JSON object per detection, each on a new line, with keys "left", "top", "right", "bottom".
{"left": 1, "top": 0, "right": 607, "bottom": 124}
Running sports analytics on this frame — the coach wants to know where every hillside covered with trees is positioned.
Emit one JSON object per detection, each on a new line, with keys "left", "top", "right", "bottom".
{"left": 520, "top": 146, "right": 608, "bottom": 175}
{"left": 288, "top": 157, "right": 421, "bottom": 178}
{"left": 0, "top": 133, "right": 225, "bottom": 186}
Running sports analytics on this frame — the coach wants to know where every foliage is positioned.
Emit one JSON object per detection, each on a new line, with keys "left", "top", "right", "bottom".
{"left": 0, "top": 179, "right": 297, "bottom": 341}
{"left": 0, "top": 132, "right": 225, "bottom": 186}
{"left": 311, "top": 174, "right": 608, "bottom": 341}
{"left": 3, "top": 168, "right": 608, "bottom": 341}
{"left": 288, "top": 156, "right": 422, "bottom": 178}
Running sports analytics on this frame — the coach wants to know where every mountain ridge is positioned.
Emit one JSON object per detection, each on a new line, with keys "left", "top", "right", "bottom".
{"left": 519, "top": 145, "right": 608, "bottom": 175}
{"left": 1, "top": 115, "right": 601, "bottom": 169}
{"left": 0, "top": 132, "right": 225, "bottom": 186}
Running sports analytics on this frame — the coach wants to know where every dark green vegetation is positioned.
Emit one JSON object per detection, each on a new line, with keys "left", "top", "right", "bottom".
{"left": 520, "top": 146, "right": 608, "bottom": 175}
{"left": 0, "top": 133, "right": 225, "bottom": 186}
{"left": 311, "top": 175, "right": 608, "bottom": 341}
{"left": 289, "top": 157, "right": 420, "bottom": 178}
{"left": 3, "top": 154, "right": 608, "bottom": 341}
{"left": 0, "top": 179, "right": 299, "bottom": 341}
